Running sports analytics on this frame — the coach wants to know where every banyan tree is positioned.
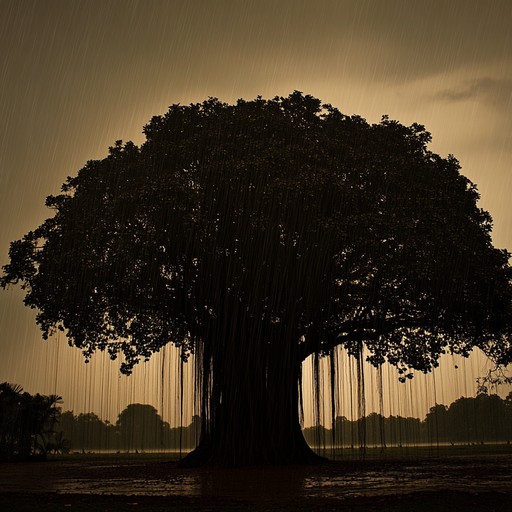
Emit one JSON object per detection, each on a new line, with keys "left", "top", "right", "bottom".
{"left": 2, "top": 92, "right": 512, "bottom": 466}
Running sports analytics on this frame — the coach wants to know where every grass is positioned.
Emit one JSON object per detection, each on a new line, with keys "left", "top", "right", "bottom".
{"left": 48, "top": 451, "right": 186, "bottom": 463}
{"left": 46, "top": 441, "right": 512, "bottom": 463}
{"left": 313, "top": 441, "right": 512, "bottom": 460}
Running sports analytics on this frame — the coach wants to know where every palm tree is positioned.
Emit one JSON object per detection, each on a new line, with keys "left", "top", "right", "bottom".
{"left": 0, "top": 382, "right": 23, "bottom": 459}
{"left": 30, "top": 393, "right": 63, "bottom": 458}
{"left": 0, "top": 383, "right": 64, "bottom": 460}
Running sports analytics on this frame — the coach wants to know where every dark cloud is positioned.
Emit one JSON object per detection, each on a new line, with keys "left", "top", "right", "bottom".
{"left": 435, "top": 77, "right": 512, "bottom": 105}
{"left": 2, "top": 0, "right": 512, "bottom": 93}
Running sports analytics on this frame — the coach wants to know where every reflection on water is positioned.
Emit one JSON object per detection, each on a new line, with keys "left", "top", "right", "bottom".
{"left": 2, "top": 453, "right": 511, "bottom": 500}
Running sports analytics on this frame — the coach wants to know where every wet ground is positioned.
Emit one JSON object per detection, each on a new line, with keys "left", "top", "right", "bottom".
{"left": 1, "top": 452, "right": 512, "bottom": 510}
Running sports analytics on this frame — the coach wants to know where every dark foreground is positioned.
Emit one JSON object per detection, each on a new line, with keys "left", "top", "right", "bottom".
{"left": 1, "top": 449, "right": 511, "bottom": 511}
{"left": 1, "top": 490, "right": 511, "bottom": 512}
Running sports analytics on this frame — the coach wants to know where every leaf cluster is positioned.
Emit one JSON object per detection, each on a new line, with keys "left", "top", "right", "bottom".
{"left": 2, "top": 92, "right": 511, "bottom": 375}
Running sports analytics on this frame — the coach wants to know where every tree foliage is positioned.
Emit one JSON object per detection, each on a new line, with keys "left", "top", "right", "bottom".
{"left": 424, "top": 394, "right": 512, "bottom": 443}
{"left": 2, "top": 92, "right": 511, "bottom": 465}
{"left": 0, "top": 383, "right": 65, "bottom": 460}
{"left": 304, "top": 393, "right": 512, "bottom": 448}
{"left": 58, "top": 407, "right": 200, "bottom": 452}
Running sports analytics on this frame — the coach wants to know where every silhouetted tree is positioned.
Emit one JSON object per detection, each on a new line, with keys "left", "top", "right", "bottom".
{"left": 425, "top": 394, "right": 512, "bottom": 443}
{"left": 58, "top": 407, "right": 200, "bottom": 451}
{"left": 2, "top": 92, "right": 512, "bottom": 466}
{"left": 448, "top": 394, "right": 511, "bottom": 442}
{"left": 164, "top": 414, "right": 201, "bottom": 449}
{"left": 44, "top": 430, "right": 71, "bottom": 455}
{"left": 58, "top": 411, "right": 114, "bottom": 451}
{"left": 76, "top": 412, "right": 113, "bottom": 451}
{"left": 0, "top": 383, "right": 23, "bottom": 459}
{"left": 0, "top": 383, "right": 63, "bottom": 460}
{"left": 425, "top": 404, "right": 449, "bottom": 443}
{"left": 116, "top": 403, "right": 165, "bottom": 451}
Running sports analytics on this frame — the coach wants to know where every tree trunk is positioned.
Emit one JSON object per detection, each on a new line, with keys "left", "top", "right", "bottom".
{"left": 180, "top": 327, "right": 323, "bottom": 467}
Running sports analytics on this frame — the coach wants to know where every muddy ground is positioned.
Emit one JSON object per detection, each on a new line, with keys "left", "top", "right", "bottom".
{"left": 1, "top": 451, "right": 511, "bottom": 511}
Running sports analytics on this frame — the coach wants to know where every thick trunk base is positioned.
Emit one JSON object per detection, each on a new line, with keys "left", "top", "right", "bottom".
{"left": 179, "top": 435, "right": 326, "bottom": 467}
{"left": 186, "top": 327, "right": 318, "bottom": 467}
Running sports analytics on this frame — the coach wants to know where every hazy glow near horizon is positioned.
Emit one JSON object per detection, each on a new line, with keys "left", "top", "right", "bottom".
{"left": 1, "top": 0, "right": 512, "bottom": 428}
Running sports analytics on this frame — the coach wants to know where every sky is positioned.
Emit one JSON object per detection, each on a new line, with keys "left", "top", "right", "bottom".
{"left": 1, "top": 0, "right": 511, "bottom": 426}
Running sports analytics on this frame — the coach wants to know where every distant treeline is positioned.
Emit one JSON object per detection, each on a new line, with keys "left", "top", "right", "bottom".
{"left": 63, "top": 393, "right": 512, "bottom": 452}
{"left": 2, "top": 380, "right": 511, "bottom": 459}
{"left": 304, "top": 393, "right": 512, "bottom": 447}
{"left": 59, "top": 403, "right": 200, "bottom": 452}
{"left": 0, "top": 384, "right": 199, "bottom": 458}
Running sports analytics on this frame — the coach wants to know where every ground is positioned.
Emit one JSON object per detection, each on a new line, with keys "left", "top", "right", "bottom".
{"left": 1, "top": 446, "right": 511, "bottom": 511}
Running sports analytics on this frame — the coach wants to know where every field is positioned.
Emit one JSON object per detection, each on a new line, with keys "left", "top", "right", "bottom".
{"left": 1, "top": 445, "right": 511, "bottom": 511}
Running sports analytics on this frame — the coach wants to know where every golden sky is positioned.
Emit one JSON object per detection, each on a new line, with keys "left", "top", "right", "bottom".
{"left": 1, "top": 0, "right": 511, "bottom": 425}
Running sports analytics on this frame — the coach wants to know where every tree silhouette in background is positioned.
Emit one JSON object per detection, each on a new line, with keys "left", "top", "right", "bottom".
{"left": 58, "top": 411, "right": 114, "bottom": 452}
{"left": 0, "top": 383, "right": 64, "bottom": 460}
{"left": 304, "top": 393, "right": 512, "bottom": 448}
{"left": 2, "top": 92, "right": 512, "bottom": 466}
{"left": 57, "top": 406, "right": 198, "bottom": 452}
{"left": 117, "top": 404, "right": 165, "bottom": 451}
{"left": 424, "top": 394, "right": 512, "bottom": 444}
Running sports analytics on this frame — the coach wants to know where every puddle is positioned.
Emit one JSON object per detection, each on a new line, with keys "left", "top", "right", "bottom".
{"left": 1, "top": 454, "right": 511, "bottom": 501}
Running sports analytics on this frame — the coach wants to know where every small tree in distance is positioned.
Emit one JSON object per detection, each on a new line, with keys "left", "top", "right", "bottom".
{"left": 2, "top": 92, "right": 511, "bottom": 466}
{"left": 117, "top": 403, "right": 165, "bottom": 451}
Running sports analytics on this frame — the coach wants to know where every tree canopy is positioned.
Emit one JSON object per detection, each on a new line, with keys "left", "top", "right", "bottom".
{"left": 2, "top": 92, "right": 512, "bottom": 465}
